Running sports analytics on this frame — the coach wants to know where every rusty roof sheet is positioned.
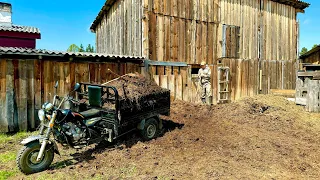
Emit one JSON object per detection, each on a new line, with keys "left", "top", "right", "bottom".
{"left": 0, "top": 47, "right": 145, "bottom": 60}
{"left": 0, "top": 24, "right": 40, "bottom": 34}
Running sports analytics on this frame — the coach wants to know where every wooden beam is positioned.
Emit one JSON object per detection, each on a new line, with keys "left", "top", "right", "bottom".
{"left": 145, "top": 60, "right": 188, "bottom": 67}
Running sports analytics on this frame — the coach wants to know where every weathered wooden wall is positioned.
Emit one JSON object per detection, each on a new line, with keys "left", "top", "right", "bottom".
{"left": 301, "top": 51, "right": 320, "bottom": 64}
{"left": 221, "top": 58, "right": 296, "bottom": 100}
{"left": 142, "top": 0, "right": 220, "bottom": 64}
{"left": 0, "top": 58, "right": 140, "bottom": 133}
{"left": 220, "top": 0, "right": 297, "bottom": 60}
{"left": 95, "top": 0, "right": 143, "bottom": 56}
{"left": 149, "top": 58, "right": 297, "bottom": 104}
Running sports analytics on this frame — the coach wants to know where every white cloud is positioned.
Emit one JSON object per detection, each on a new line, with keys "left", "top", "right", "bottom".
{"left": 303, "top": 19, "right": 311, "bottom": 25}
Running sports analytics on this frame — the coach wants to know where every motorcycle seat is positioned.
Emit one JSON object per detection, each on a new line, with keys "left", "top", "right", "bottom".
{"left": 80, "top": 109, "right": 101, "bottom": 118}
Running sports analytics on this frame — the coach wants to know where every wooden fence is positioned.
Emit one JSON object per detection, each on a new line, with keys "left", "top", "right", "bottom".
{"left": 0, "top": 59, "right": 140, "bottom": 133}
{"left": 149, "top": 58, "right": 297, "bottom": 104}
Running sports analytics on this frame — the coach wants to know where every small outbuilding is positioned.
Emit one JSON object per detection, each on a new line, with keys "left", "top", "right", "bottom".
{"left": 0, "top": 2, "right": 41, "bottom": 48}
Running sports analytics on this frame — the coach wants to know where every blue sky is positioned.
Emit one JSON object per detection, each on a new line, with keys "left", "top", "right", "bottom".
{"left": 5, "top": 0, "right": 105, "bottom": 51}
{"left": 298, "top": 0, "right": 319, "bottom": 51}
{"left": 3, "top": 0, "right": 318, "bottom": 52}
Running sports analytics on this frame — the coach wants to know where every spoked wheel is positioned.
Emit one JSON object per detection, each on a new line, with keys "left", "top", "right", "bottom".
{"left": 16, "top": 142, "right": 54, "bottom": 174}
{"left": 140, "top": 118, "right": 159, "bottom": 141}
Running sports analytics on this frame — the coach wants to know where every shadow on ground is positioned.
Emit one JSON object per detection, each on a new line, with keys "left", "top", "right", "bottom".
{"left": 49, "top": 119, "right": 184, "bottom": 170}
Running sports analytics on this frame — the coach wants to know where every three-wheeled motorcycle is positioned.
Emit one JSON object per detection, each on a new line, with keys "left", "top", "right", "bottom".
{"left": 16, "top": 82, "right": 170, "bottom": 174}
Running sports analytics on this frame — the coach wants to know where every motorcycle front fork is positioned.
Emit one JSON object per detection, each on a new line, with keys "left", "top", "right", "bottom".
{"left": 36, "top": 112, "right": 57, "bottom": 161}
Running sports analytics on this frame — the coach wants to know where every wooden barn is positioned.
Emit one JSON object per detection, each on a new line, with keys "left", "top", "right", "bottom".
{"left": 90, "top": 0, "right": 309, "bottom": 103}
{"left": 300, "top": 45, "right": 320, "bottom": 64}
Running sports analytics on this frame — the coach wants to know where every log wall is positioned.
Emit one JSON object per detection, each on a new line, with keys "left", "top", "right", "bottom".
{"left": 0, "top": 58, "right": 140, "bottom": 133}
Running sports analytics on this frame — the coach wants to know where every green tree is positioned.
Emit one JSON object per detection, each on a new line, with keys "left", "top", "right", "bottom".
{"left": 312, "top": 44, "right": 318, "bottom": 49}
{"left": 300, "top": 47, "right": 308, "bottom": 55}
{"left": 67, "top": 44, "right": 79, "bottom": 52}
{"left": 79, "top": 44, "right": 85, "bottom": 52}
{"left": 86, "top": 44, "right": 95, "bottom": 52}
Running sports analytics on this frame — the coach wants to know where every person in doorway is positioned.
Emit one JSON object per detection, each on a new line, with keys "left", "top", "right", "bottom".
{"left": 198, "top": 61, "right": 212, "bottom": 105}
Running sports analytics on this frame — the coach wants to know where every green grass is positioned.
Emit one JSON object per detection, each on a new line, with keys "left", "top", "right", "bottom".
{"left": 0, "top": 170, "right": 16, "bottom": 180}
{"left": 0, "top": 151, "right": 16, "bottom": 163}
{"left": 0, "top": 132, "right": 35, "bottom": 144}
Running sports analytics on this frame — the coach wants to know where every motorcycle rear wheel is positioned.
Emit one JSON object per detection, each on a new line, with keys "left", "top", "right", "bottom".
{"left": 16, "top": 141, "right": 54, "bottom": 174}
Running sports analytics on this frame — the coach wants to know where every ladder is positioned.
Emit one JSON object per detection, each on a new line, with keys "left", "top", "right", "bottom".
{"left": 217, "top": 67, "right": 230, "bottom": 103}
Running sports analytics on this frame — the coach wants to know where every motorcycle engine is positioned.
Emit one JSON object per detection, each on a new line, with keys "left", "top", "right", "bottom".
{"left": 62, "top": 122, "right": 86, "bottom": 143}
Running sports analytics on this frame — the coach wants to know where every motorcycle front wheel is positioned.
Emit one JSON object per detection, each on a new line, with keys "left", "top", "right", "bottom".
{"left": 16, "top": 141, "right": 54, "bottom": 174}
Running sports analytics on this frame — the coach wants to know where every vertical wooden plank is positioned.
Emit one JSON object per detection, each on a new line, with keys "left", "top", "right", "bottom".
{"left": 168, "top": 73, "right": 176, "bottom": 100}
{"left": 17, "top": 60, "right": 28, "bottom": 131}
{"left": 202, "top": 22, "right": 208, "bottom": 64}
{"left": 148, "top": 12, "right": 157, "bottom": 60}
{"left": 0, "top": 59, "right": 8, "bottom": 132}
{"left": 164, "top": 16, "right": 171, "bottom": 62}
{"left": 179, "top": 19, "right": 186, "bottom": 63}
{"left": 212, "top": 64, "right": 218, "bottom": 103}
{"left": 43, "top": 61, "right": 52, "bottom": 103}
{"left": 27, "top": 60, "right": 35, "bottom": 130}
{"left": 196, "top": 22, "right": 202, "bottom": 64}
{"left": 176, "top": 74, "right": 183, "bottom": 100}
{"left": 186, "top": 20, "right": 192, "bottom": 64}
{"left": 6, "top": 60, "right": 14, "bottom": 132}
{"left": 288, "top": 60, "right": 293, "bottom": 89}
{"left": 153, "top": 75, "right": 160, "bottom": 85}
{"left": 163, "top": 0, "right": 170, "bottom": 15}
{"left": 157, "top": 15, "right": 165, "bottom": 61}
{"left": 142, "top": 10, "right": 149, "bottom": 58}
{"left": 230, "top": 59, "right": 237, "bottom": 101}
{"left": 213, "top": 24, "right": 218, "bottom": 65}
{"left": 241, "top": 59, "right": 247, "bottom": 97}
{"left": 34, "top": 60, "right": 42, "bottom": 129}
{"left": 208, "top": 23, "right": 214, "bottom": 65}
{"left": 160, "top": 75, "right": 168, "bottom": 89}
{"left": 191, "top": 20, "right": 197, "bottom": 64}
{"left": 171, "top": 17, "right": 179, "bottom": 62}
{"left": 57, "top": 63, "right": 65, "bottom": 96}
{"left": 181, "top": 67, "right": 188, "bottom": 102}
{"left": 89, "top": 63, "right": 96, "bottom": 84}
{"left": 172, "top": 0, "right": 178, "bottom": 17}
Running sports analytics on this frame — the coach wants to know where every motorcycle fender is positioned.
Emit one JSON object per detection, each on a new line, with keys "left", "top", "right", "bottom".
{"left": 21, "top": 135, "right": 60, "bottom": 155}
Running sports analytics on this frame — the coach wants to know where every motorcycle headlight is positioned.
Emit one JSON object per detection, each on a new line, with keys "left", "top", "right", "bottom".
{"left": 42, "top": 102, "right": 54, "bottom": 112}
{"left": 38, "top": 109, "right": 45, "bottom": 122}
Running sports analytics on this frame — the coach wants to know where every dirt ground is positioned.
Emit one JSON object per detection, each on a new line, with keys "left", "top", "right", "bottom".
{"left": 3, "top": 94, "right": 320, "bottom": 179}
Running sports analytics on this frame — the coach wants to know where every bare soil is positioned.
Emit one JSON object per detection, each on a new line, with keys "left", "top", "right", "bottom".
{"left": 7, "top": 95, "right": 320, "bottom": 179}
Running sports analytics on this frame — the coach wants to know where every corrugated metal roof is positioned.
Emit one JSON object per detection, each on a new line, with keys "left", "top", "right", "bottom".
{"left": 90, "top": 0, "right": 310, "bottom": 31}
{"left": 0, "top": 47, "right": 145, "bottom": 60}
{"left": 0, "top": 24, "right": 40, "bottom": 34}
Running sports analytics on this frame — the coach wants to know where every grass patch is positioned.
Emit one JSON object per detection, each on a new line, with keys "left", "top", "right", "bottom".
{"left": 0, "top": 170, "right": 16, "bottom": 180}
{"left": 0, "top": 132, "right": 35, "bottom": 144}
{"left": 0, "top": 151, "right": 16, "bottom": 163}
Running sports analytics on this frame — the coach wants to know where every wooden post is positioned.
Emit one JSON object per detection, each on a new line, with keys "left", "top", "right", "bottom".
{"left": 306, "top": 80, "right": 320, "bottom": 112}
